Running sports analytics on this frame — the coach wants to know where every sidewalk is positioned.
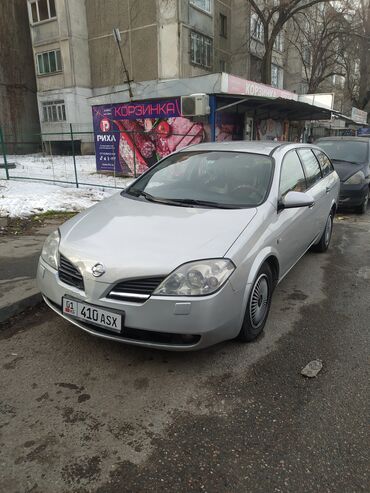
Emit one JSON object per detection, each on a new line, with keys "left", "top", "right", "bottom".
{"left": 0, "top": 218, "right": 64, "bottom": 323}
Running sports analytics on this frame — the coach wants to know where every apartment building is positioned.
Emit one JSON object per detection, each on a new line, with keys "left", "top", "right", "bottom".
{"left": 249, "top": 11, "right": 285, "bottom": 89}
{"left": 0, "top": 0, "right": 40, "bottom": 152}
{"left": 27, "top": 0, "right": 250, "bottom": 152}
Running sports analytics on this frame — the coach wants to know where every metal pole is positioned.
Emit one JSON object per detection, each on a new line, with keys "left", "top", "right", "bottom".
{"left": 0, "top": 127, "right": 10, "bottom": 180}
{"left": 133, "top": 131, "right": 137, "bottom": 178}
{"left": 70, "top": 123, "right": 79, "bottom": 188}
{"left": 113, "top": 28, "right": 133, "bottom": 101}
{"left": 209, "top": 95, "right": 217, "bottom": 142}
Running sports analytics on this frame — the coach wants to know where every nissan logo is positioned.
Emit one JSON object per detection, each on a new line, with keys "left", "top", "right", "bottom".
{"left": 92, "top": 263, "right": 105, "bottom": 277}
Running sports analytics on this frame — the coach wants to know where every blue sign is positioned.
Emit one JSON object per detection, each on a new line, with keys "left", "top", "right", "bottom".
{"left": 357, "top": 127, "right": 370, "bottom": 136}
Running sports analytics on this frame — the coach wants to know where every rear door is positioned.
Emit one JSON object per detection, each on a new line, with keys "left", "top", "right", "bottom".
{"left": 313, "top": 148, "right": 338, "bottom": 219}
{"left": 297, "top": 148, "right": 326, "bottom": 240}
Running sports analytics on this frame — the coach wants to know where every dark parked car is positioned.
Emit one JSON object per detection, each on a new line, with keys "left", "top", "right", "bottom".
{"left": 316, "top": 137, "right": 370, "bottom": 214}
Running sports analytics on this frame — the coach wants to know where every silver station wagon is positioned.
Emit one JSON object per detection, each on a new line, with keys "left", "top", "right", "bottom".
{"left": 37, "top": 141, "right": 339, "bottom": 351}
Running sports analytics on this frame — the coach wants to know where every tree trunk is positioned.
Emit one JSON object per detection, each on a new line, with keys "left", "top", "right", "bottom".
{"left": 358, "top": 5, "right": 370, "bottom": 109}
{"left": 261, "top": 44, "right": 273, "bottom": 85}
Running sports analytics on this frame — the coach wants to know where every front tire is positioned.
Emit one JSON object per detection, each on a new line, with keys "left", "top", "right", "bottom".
{"left": 312, "top": 211, "right": 333, "bottom": 253}
{"left": 238, "top": 263, "right": 273, "bottom": 342}
{"left": 355, "top": 192, "right": 368, "bottom": 215}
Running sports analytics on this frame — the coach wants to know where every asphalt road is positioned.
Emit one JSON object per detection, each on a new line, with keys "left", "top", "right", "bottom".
{"left": 0, "top": 211, "right": 369, "bottom": 493}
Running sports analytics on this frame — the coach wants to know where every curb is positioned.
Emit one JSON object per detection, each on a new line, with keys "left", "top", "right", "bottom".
{"left": 0, "top": 292, "right": 43, "bottom": 324}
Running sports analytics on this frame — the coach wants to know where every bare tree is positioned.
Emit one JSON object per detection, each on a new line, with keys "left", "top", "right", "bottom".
{"left": 287, "top": 3, "right": 347, "bottom": 93}
{"left": 343, "top": 0, "right": 370, "bottom": 110}
{"left": 247, "top": 0, "right": 334, "bottom": 84}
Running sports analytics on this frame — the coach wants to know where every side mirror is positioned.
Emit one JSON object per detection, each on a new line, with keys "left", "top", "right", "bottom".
{"left": 278, "top": 191, "right": 315, "bottom": 211}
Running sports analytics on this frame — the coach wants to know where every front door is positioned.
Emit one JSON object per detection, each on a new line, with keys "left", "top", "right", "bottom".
{"left": 274, "top": 149, "right": 315, "bottom": 276}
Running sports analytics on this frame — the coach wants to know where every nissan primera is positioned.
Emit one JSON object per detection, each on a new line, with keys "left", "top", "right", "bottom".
{"left": 38, "top": 142, "right": 339, "bottom": 350}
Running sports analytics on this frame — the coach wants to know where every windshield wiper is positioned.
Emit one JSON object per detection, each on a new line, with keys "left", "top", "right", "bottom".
{"left": 132, "top": 190, "right": 158, "bottom": 202}
{"left": 127, "top": 190, "right": 187, "bottom": 206}
{"left": 126, "top": 191, "right": 238, "bottom": 208}
{"left": 167, "top": 198, "right": 238, "bottom": 209}
{"left": 332, "top": 158, "right": 359, "bottom": 165}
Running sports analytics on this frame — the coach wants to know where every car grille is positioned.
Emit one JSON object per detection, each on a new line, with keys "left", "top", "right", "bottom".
{"left": 107, "top": 276, "right": 166, "bottom": 303}
{"left": 58, "top": 254, "right": 84, "bottom": 291}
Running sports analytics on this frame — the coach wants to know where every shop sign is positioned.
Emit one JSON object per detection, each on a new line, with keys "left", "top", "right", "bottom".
{"left": 92, "top": 98, "right": 243, "bottom": 176}
{"left": 223, "top": 74, "right": 298, "bottom": 102}
{"left": 351, "top": 107, "right": 368, "bottom": 125}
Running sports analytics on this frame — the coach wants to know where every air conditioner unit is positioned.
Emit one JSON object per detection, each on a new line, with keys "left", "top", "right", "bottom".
{"left": 181, "top": 94, "right": 210, "bottom": 117}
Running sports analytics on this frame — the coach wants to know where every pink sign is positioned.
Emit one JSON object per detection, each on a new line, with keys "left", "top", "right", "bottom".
{"left": 225, "top": 74, "right": 298, "bottom": 102}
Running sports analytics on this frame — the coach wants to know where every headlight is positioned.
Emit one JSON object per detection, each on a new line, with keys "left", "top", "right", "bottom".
{"left": 153, "top": 259, "right": 235, "bottom": 296}
{"left": 345, "top": 170, "right": 365, "bottom": 185}
{"left": 41, "top": 230, "right": 60, "bottom": 269}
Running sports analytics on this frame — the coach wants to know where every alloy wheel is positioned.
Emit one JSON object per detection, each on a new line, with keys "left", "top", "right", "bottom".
{"left": 249, "top": 274, "right": 270, "bottom": 329}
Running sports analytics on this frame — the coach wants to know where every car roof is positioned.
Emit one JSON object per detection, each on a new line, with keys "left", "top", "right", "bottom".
{"left": 316, "top": 136, "right": 369, "bottom": 143}
{"left": 179, "top": 140, "right": 306, "bottom": 156}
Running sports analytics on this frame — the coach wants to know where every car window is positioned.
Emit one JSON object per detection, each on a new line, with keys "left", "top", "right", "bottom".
{"left": 126, "top": 151, "right": 274, "bottom": 208}
{"left": 297, "top": 148, "right": 322, "bottom": 188}
{"left": 313, "top": 149, "right": 334, "bottom": 177}
{"left": 279, "top": 150, "right": 307, "bottom": 198}
{"left": 317, "top": 140, "right": 368, "bottom": 164}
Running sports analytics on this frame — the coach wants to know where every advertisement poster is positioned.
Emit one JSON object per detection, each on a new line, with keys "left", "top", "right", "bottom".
{"left": 92, "top": 98, "right": 243, "bottom": 176}
{"left": 357, "top": 127, "right": 370, "bottom": 136}
{"left": 256, "top": 119, "right": 289, "bottom": 141}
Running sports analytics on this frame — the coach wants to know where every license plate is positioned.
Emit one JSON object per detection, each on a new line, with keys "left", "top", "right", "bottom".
{"left": 62, "top": 297, "right": 122, "bottom": 333}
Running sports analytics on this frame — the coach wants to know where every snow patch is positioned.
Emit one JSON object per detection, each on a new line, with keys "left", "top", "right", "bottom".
{"left": 0, "top": 180, "right": 120, "bottom": 218}
{"left": 0, "top": 154, "right": 134, "bottom": 218}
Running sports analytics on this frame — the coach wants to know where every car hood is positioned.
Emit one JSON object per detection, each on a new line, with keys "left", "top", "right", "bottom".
{"left": 331, "top": 160, "right": 365, "bottom": 182}
{"left": 59, "top": 193, "right": 257, "bottom": 282}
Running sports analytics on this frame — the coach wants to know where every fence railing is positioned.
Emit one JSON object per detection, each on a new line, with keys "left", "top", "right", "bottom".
{"left": 0, "top": 123, "right": 206, "bottom": 190}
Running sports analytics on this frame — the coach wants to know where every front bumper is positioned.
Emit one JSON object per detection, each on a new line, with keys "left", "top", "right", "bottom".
{"left": 339, "top": 183, "right": 369, "bottom": 208}
{"left": 37, "top": 258, "right": 246, "bottom": 351}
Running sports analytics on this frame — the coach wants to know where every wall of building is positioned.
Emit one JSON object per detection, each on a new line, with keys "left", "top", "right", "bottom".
{"left": 283, "top": 28, "right": 307, "bottom": 94}
{"left": 214, "top": 0, "right": 231, "bottom": 72}
{"left": 0, "top": 0, "right": 40, "bottom": 152}
{"left": 158, "top": 0, "right": 180, "bottom": 79}
{"left": 230, "top": 0, "right": 250, "bottom": 78}
{"left": 29, "top": 0, "right": 93, "bottom": 149}
{"left": 86, "top": 0, "right": 158, "bottom": 87}
{"left": 178, "top": 0, "right": 214, "bottom": 78}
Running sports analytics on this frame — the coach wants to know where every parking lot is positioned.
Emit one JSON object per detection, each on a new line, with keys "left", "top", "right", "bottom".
{"left": 0, "top": 210, "right": 369, "bottom": 493}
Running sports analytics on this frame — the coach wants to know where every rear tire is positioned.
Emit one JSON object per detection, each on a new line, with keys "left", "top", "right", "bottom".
{"left": 238, "top": 263, "right": 273, "bottom": 343}
{"left": 312, "top": 211, "right": 333, "bottom": 253}
{"left": 355, "top": 193, "right": 368, "bottom": 215}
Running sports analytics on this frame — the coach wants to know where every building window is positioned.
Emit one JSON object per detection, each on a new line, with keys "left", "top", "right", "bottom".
{"left": 220, "top": 14, "right": 227, "bottom": 38}
{"left": 36, "top": 50, "right": 62, "bottom": 75}
{"left": 300, "top": 81, "right": 309, "bottom": 94}
{"left": 190, "top": 32, "right": 212, "bottom": 68}
{"left": 220, "top": 59, "right": 227, "bottom": 72}
{"left": 251, "top": 13, "right": 264, "bottom": 43}
{"left": 29, "top": 0, "right": 56, "bottom": 24}
{"left": 332, "top": 74, "right": 345, "bottom": 88}
{"left": 273, "top": 32, "right": 283, "bottom": 52}
{"left": 190, "top": 0, "right": 212, "bottom": 14}
{"left": 271, "top": 64, "right": 283, "bottom": 89}
{"left": 42, "top": 100, "right": 66, "bottom": 122}
{"left": 303, "top": 47, "right": 311, "bottom": 65}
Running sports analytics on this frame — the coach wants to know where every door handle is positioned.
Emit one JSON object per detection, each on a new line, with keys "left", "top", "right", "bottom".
{"left": 326, "top": 186, "right": 332, "bottom": 194}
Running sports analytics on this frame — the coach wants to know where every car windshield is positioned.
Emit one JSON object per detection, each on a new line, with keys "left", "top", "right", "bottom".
{"left": 125, "top": 151, "right": 274, "bottom": 208}
{"left": 317, "top": 141, "right": 368, "bottom": 164}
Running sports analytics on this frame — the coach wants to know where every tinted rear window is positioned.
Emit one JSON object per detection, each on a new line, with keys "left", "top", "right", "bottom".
{"left": 317, "top": 141, "right": 368, "bottom": 164}
{"left": 297, "top": 149, "right": 322, "bottom": 188}
{"left": 313, "top": 149, "right": 334, "bottom": 177}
